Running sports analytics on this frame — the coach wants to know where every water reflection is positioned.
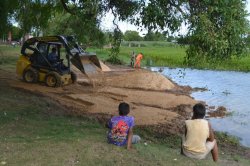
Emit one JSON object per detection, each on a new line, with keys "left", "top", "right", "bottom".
{"left": 151, "top": 67, "right": 250, "bottom": 147}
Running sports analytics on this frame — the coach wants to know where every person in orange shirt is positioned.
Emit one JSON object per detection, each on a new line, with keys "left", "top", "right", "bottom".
{"left": 134, "top": 52, "right": 143, "bottom": 68}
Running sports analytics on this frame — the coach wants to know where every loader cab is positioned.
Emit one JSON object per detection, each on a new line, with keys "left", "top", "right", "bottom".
{"left": 21, "top": 40, "right": 70, "bottom": 74}
{"left": 17, "top": 35, "right": 101, "bottom": 87}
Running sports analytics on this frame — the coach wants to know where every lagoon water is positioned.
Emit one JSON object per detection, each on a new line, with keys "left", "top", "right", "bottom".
{"left": 150, "top": 67, "right": 250, "bottom": 147}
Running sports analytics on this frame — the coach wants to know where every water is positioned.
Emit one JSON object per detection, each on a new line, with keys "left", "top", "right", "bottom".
{"left": 150, "top": 67, "right": 250, "bottom": 147}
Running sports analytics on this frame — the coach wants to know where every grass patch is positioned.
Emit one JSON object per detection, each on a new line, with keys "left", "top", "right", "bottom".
{"left": 1, "top": 43, "right": 250, "bottom": 166}
{"left": 0, "top": 46, "right": 20, "bottom": 70}
{"left": 0, "top": 78, "right": 249, "bottom": 165}
{"left": 88, "top": 44, "right": 250, "bottom": 72}
{"left": 2, "top": 44, "right": 250, "bottom": 71}
{"left": 215, "top": 132, "right": 240, "bottom": 146}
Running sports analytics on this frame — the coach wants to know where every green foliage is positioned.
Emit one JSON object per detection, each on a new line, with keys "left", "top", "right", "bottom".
{"left": 0, "top": 0, "right": 9, "bottom": 33}
{"left": 166, "top": 35, "right": 176, "bottom": 42}
{"left": 123, "top": 30, "right": 142, "bottom": 41}
{"left": 245, "top": 35, "right": 250, "bottom": 47}
{"left": 43, "top": 12, "right": 73, "bottom": 36}
{"left": 43, "top": 11, "right": 105, "bottom": 47}
{"left": 107, "top": 28, "right": 123, "bottom": 64}
{"left": 10, "top": 26, "right": 22, "bottom": 41}
{"left": 177, "top": 35, "right": 191, "bottom": 45}
{"left": 138, "top": 0, "right": 184, "bottom": 32}
{"left": 1, "top": 0, "right": 249, "bottom": 65}
{"left": 215, "top": 132, "right": 240, "bottom": 147}
{"left": 185, "top": 0, "right": 249, "bottom": 65}
{"left": 0, "top": 0, "right": 19, "bottom": 35}
{"left": 14, "top": 0, "right": 55, "bottom": 36}
{"left": 144, "top": 31, "right": 166, "bottom": 41}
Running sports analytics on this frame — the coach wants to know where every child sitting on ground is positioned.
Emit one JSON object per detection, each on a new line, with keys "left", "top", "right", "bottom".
{"left": 182, "top": 103, "right": 219, "bottom": 162}
{"left": 107, "top": 102, "right": 141, "bottom": 149}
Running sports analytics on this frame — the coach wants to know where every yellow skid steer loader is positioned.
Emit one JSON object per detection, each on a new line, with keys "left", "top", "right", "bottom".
{"left": 16, "top": 35, "right": 101, "bottom": 87}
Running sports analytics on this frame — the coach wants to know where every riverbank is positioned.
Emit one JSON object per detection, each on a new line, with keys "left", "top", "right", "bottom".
{"left": 153, "top": 66, "right": 250, "bottom": 147}
{"left": 1, "top": 46, "right": 250, "bottom": 165}
{"left": 0, "top": 75, "right": 249, "bottom": 165}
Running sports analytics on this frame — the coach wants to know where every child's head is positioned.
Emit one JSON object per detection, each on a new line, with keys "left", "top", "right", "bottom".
{"left": 119, "top": 102, "right": 130, "bottom": 116}
{"left": 193, "top": 103, "right": 206, "bottom": 119}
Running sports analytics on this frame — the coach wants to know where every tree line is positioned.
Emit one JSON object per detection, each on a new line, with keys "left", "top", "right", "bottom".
{"left": 1, "top": 0, "right": 249, "bottom": 64}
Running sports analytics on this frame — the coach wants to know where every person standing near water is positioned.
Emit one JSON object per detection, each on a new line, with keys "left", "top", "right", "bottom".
{"left": 182, "top": 103, "right": 219, "bottom": 162}
{"left": 130, "top": 51, "right": 136, "bottom": 67}
{"left": 134, "top": 52, "right": 143, "bottom": 68}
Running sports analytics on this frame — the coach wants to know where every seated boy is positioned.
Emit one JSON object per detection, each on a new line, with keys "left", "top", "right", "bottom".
{"left": 182, "top": 103, "right": 219, "bottom": 162}
{"left": 107, "top": 102, "right": 141, "bottom": 149}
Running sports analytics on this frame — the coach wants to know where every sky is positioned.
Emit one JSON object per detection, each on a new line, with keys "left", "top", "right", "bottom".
{"left": 101, "top": 0, "right": 250, "bottom": 36}
{"left": 247, "top": 0, "right": 250, "bottom": 19}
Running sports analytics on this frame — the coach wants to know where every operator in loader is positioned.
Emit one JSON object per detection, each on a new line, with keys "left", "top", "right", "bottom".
{"left": 48, "top": 47, "right": 67, "bottom": 71}
{"left": 48, "top": 47, "right": 58, "bottom": 64}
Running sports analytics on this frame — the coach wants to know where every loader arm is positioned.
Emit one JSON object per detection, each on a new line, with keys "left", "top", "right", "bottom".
{"left": 61, "top": 36, "right": 102, "bottom": 75}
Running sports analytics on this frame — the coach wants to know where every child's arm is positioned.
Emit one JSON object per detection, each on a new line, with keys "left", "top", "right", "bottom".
{"left": 207, "top": 122, "right": 215, "bottom": 142}
{"left": 127, "top": 127, "right": 133, "bottom": 150}
{"left": 105, "top": 119, "right": 112, "bottom": 129}
{"left": 105, "top": 121, "right": 110, "bottom": 128}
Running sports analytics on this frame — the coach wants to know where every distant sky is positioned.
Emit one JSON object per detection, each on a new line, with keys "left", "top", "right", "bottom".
{"left": 101, "top": 0, "right": 250, "bottom": 36}
{"left": 247, "top": 0, "right": 250, "bottom": 20}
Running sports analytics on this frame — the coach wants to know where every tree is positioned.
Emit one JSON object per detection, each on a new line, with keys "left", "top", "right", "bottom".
{"left": 1, "top": 0, "right": 249, "bottom": 65}
{"left": 0, "top": 0, "right": 18, "bottom": 37}
{"left": 177, "top": 35, "right": 191, "bottom": 45}
{"left": 59, "top": 0, "right": 142, "bottom": 63}
{"left": 43, "top": 11, "right": 106, "bottom": 47}
{"left": 185, "top": 0, "right": 249, "bottom": 65}
{"left": 14, "top": 0, "right": 55, "bottom": 38}
{"left": 123, "top": 30, "right": 142, "bottom": 41}
{"left": 144, "top": 31, "right": 166, "bottom": 41}
{"left": 166, "top": 35, "right": 176, "bottom": 42}
{"left": 11, "top": 26, "right": 22, "bottom": 41}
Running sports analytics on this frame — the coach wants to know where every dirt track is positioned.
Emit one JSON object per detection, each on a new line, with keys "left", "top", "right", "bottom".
{"left": 1, "top": 66, "right": 197, "bottom": 135}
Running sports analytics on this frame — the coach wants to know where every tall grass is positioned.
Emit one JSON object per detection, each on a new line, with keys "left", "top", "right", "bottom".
{"left": 2, "top": 43, "right": 250, "bottom": 72}
{"left": 88, "top": 43, "right": 250, "bottom": 72}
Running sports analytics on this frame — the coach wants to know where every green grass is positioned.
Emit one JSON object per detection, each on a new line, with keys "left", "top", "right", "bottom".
{"left": 0, "top": 82, "right": 250, "bottom": 166}
{"left": 87, "top": 44, "right": 250, "bottom": 72}
{"left": 86, "top": 46, "right": 186, "bottom": 67}
{"left": 2, "top": 43, "right": 250, "bottom": 71}
{"left": 0, "top": 45, "right": 250, "bottom": 165}
{"left": 0, "top": 46, "right": 20, "bottom": 70}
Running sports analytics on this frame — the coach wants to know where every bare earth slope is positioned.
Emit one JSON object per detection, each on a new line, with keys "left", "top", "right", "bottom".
{"left": 1, "top": 66, "right": 197, "bottom": 135}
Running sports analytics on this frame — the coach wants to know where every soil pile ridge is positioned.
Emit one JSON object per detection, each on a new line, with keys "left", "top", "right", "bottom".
{"left": 3, "top": 67, "right": 197, "bottom": 135}
{"left": 106, "top": 70, "right": 176, "bottom": 91}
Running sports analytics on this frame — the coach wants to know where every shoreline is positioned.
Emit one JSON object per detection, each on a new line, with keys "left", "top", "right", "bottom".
{"left": 0, "top": 67, "right": 250, "bottom": 164}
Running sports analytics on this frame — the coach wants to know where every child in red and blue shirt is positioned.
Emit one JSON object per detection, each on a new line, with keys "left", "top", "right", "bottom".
{"left": 107, "top": 102, "right": 141, "bottom": 149}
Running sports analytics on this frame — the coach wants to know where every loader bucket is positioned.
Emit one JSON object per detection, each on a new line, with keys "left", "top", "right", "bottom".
{"left": 70, "top": 52, "right": 102, "bottom": 75}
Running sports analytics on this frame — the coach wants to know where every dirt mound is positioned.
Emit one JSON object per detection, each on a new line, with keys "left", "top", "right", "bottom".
{"left": 72, "top": 66, "right": 176, "bottom": 91}
{"left": 99, "top": 60, "right": 111, "bottom": 71}
{"left": 3, "top": 65, "right": 198, "bottom": 136}
{"left": 65, "top": 86, "right": 196, "bottom": 126}
{"left": 106, "top": 70, "right": 176, "bottom": 91}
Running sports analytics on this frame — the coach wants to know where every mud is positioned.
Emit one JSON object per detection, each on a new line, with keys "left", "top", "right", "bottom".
{"left": 1, "top": 65, "right": 198, "bottom": 136}
{"left": 207, "top": 106, "right": 229, "bottom": 118}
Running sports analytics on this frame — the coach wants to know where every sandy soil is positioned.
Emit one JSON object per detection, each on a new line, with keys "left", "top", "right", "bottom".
{"left": 1, "top": 65, "right": 198, "bottom": 135}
